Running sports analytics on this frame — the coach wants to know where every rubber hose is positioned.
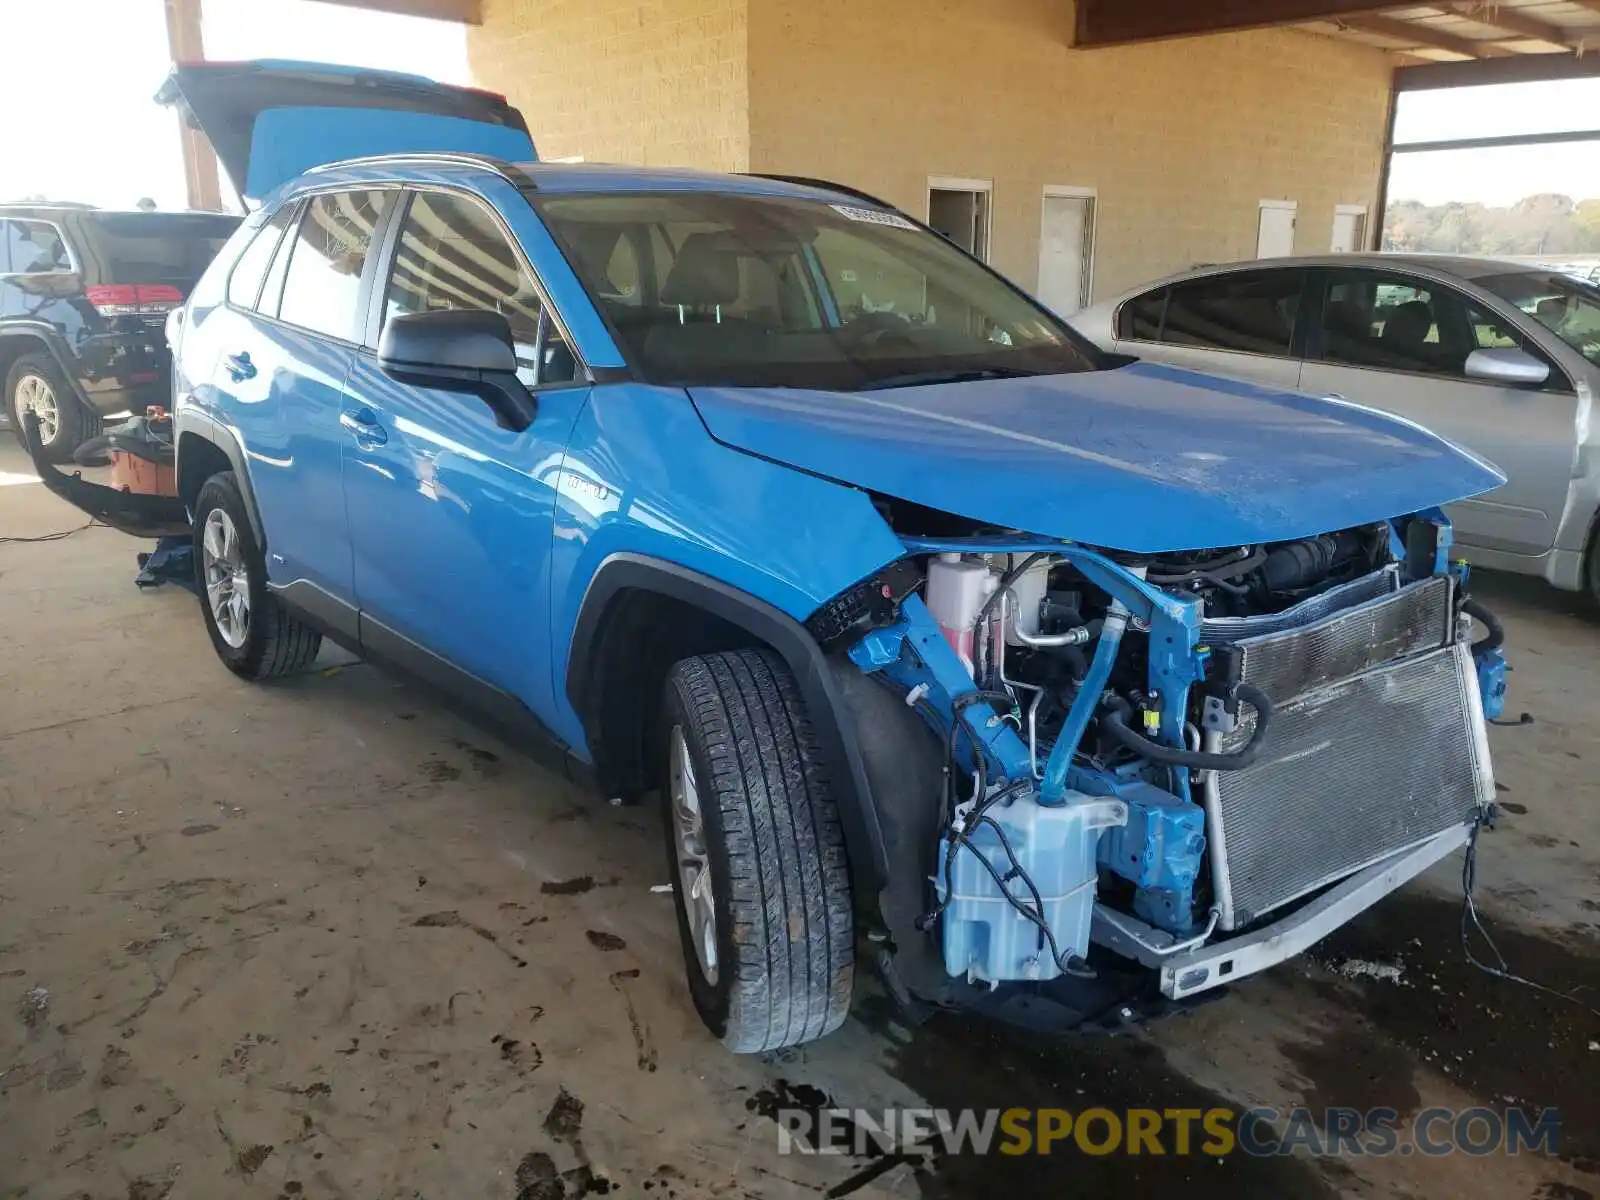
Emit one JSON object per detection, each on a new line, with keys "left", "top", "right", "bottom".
{"left": 1462, "top": 598, "right": 1505, "bottom": 654}
{"left": 1100, "top": 684, "right": 1275, "bottom": 771}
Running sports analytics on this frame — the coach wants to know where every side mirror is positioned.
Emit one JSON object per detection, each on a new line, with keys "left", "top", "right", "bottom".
{"left": 377, "top": 309, "right": 536, "bottom": 431}
{"left": 1464, "top": 347, "right": 1549, "bottom": 387}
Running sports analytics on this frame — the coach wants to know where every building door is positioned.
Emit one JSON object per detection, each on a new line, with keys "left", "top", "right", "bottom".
{"left": 1257, "top": 200, "right": 1297, "bottom": 258}
{"left": 1037, "top": 188, "right": 1096, "bottom": 316}
{"left": 928, "top": 177, "right": 991, "bottom": 260}
{"left": 1331, "top": 205, "right": 1368, "bottom": 253}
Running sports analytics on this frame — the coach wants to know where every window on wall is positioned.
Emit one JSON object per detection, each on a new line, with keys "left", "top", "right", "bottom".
{"left": 278, "top": 190, "right": 394, "bottom": 342}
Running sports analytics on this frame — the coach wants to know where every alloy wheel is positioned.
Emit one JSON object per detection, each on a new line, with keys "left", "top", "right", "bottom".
{"left": 201, "top": 508, "right": 251, "bottom": 649}
{"left": 14, "top": 375, "right": 60, "bottom": 445}
{"left": 669, "top": 725, "right": 719, "bottom": 985}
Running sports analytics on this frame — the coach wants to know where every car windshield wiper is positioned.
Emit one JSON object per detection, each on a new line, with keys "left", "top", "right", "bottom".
{"left": 860, "top": 366, "right": 1042, "bottom": 391}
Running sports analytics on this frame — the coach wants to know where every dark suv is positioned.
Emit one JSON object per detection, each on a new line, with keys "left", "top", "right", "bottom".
{"left": 1, "top": 204, "right": 238, "bottom": 460}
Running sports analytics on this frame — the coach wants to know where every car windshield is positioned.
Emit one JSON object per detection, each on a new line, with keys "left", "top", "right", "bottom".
{"left": 534, "top": 191, "right": 1101, "bottom": 389}
{"left": 1476, "top": 270, "right": 1600, "bottom": 369}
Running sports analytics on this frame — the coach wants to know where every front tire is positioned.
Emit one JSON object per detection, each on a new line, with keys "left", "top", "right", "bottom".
{"left": 661, "top": 649, "right": 854, "bottom": 1053}
{"left": 7, "top": 353, "right": 97, "bottom": 464}
{"left": 192, "top": 472, "right": 321, "bottom": 680}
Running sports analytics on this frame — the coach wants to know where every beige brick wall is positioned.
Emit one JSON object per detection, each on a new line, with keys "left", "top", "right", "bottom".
{"left": 747, "top": 0, "right": 1393, "bottom": 299}
{"left": 467, "top": 0, "right": 750, "bottom": 171}
{"left": 467, "top": 0, "right": 1393, "bottom": 303}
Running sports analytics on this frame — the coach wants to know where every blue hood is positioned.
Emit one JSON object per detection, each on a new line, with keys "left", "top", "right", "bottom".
{"left": 688, "top": 362, "right": 1505, "bottom": 553}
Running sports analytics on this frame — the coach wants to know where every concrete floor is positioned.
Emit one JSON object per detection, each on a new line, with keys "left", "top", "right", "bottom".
{"left": 1, "top": 438, "right": 1597, "bottom": 1200}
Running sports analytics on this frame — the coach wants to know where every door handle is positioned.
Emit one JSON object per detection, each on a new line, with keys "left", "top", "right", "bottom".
{"left": 224, "top": 351, "right": 256, "bottom": 382}
{"left": 340, "top": 407, "right": 388, "bottom": 447}
{"left": 1323, "top": 392, "right": 1346, "bottom": 402}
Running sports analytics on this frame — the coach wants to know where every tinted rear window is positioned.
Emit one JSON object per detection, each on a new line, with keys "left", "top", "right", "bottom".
{"left": 79, "top": 213, "right": 240, "bottom": 283}
{"left": 1119, "top": 289, "right": 1167, "bottom": 340}
{"left": 1163, "top": 270, "right": 1305, "bottom": 356}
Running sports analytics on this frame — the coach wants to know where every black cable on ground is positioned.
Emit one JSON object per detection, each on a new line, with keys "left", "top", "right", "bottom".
{"left": 1460, "top": 819, "right": 1600, "bottom": 1017}
{"left": 0, "top": 521, "right": 100, "bottom": 544}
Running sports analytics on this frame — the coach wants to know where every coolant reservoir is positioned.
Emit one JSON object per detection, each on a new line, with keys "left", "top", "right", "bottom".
{"left": 938, "top": 792, "right": 1126, "bottom": 985}
{"left": 926, "top": 553, "right": 994, "bottom": 672}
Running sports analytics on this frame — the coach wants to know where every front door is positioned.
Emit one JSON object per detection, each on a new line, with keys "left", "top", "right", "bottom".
{"left": 1298, "top": 267, "right": 1577, "bottom": 556}
{"left": 1037, "top": 190, "right": 1095, "bottom": 317}
{"left": 341, "top": 189, "right": 589, "bottom": 719}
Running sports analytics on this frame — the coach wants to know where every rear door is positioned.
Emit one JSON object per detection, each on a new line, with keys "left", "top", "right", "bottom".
{"left": 340, "top": 184, "right": 589, "bottom": 719}
{"left": 188, "top": 188, "right": 400, "bottom": 602}
{"left": 1113, "top": 268, "right": 1307, "bottom": 389}
{"left": 1298, "top": 267, "right": 1576, "bottom": 556}
{"left": 157, "top": 61, "right": 536, "bottom": 205}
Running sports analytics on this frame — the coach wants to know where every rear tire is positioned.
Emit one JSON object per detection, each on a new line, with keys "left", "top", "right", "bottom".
{"left": 7, "top": 353, "right": 97, "bottom": 464}
{"left": 1585, "top": 531, "right": 1600, "bottom": 614}
{"left": 192, "top": 471, "right": 321, "bottom": 680}
{"left": 660, "top": 649, "right": 854, "bottom": 1053}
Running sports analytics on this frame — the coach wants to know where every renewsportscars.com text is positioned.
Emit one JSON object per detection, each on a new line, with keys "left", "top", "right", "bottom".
{"left": 773, "top": 1105, "right": 1561, "bottom": 1159}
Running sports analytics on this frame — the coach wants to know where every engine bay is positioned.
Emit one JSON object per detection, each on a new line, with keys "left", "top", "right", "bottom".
{"left": 821, "top": 514, "right": 1503, "bottom": 994}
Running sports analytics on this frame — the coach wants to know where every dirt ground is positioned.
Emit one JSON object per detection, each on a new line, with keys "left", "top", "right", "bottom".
{"left": 1, "top": 438, "right": 1597, "bottom": 1200}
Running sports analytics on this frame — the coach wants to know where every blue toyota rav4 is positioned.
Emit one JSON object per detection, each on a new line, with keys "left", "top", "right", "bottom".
{"left": 98, "top": 62, "right": 1512, "bottom": 1052}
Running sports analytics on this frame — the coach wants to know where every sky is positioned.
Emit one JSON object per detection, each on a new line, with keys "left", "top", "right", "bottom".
{"left": 0, "top": 5, "right": 1593, "bottom": 213}
{"left": 1388, "top": 77, "right": 1600, "bottom": 207}
{"left": 0, "top": 0, "right": 468, "bottom": 211}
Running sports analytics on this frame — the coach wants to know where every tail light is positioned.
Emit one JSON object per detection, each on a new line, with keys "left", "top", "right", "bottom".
{"left": 85, "top": 284, "right": 185, "bottom": 317}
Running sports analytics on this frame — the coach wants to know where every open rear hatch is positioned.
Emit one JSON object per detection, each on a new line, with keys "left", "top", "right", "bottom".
{"left": 156, "top": 59, "right": 536, "bottom": 204}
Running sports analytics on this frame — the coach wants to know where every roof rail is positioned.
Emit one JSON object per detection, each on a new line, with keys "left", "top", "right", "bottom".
{"left": 306, "top": 151, "right": 539, "bottom": 192}
{"left": 743, "top": 173, "right": 904, "bottom": 213}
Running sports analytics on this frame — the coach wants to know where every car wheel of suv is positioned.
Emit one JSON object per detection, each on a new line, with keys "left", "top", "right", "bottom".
{"left": 6, "top": 353, "right": 97, "bottom": 464}
{"left": 1586, "top": 533, "right": 1600, "bottom": 613}
{"left": 660, "top": 648, "right": 854, "bottom": 1053}
{"left": 193, "top": 471, "right": 322, "bottom": 680}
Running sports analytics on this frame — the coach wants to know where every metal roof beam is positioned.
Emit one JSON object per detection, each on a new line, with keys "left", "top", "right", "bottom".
{"left": 1072, "top": 0, "right": 1408, "bottom": 47}
{"left": 306, "top": 0, "right": 481, "bottom": 24}
{"left": 1449, "top": 2, "right": 1586, "bottom": 48}
{"left": 1343, "top": 11, "right": 1509, "bottom": 56}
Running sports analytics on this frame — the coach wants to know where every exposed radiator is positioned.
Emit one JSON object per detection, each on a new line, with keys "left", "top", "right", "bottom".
{"left": 1206, "top": 578, "right": 1492, "bottom": 929}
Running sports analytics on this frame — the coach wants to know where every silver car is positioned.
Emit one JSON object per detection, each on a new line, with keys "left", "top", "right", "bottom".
{"left": 1073, "top": 254, "right": 1600, "bottom": 604}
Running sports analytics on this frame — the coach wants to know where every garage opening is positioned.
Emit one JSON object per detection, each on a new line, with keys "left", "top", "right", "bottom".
{"left": 1382, "top": 73, "right": 1600, "bottom": 276}
{"left": 928, "top": 177, "right": 991, "bottom": 261}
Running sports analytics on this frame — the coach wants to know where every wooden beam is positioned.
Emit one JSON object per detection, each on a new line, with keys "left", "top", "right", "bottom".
{"left": 1396, "top": 48, "right": 1600, "bottom": 87}
{"left": 306, "top": 0, "right": 481, "bottom": 23}
{"left": 162, "top": 0, "right": 221, "bottom": 212}
{"left": 1450, "top": 2, "right": 1584, "bottom": 48}
{"left": 1073, "top": 0, "right": 1406, "bottom": 48}
{"left": 1343, "top": 12, "right": 1506, "bottom": 57}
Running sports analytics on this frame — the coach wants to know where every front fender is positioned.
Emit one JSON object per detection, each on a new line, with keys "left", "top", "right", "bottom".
{"left": 547, "top": 383, "right": 906, "bottom": 748}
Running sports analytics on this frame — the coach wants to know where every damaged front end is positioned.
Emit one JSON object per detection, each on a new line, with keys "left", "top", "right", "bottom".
{"left": 818, "top": 510, "right": 1504, "bottom": 1005}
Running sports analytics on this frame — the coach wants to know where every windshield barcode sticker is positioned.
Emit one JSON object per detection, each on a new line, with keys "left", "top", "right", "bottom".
{"left": 830, "top": 204, "right": 918, "bottom": 230}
